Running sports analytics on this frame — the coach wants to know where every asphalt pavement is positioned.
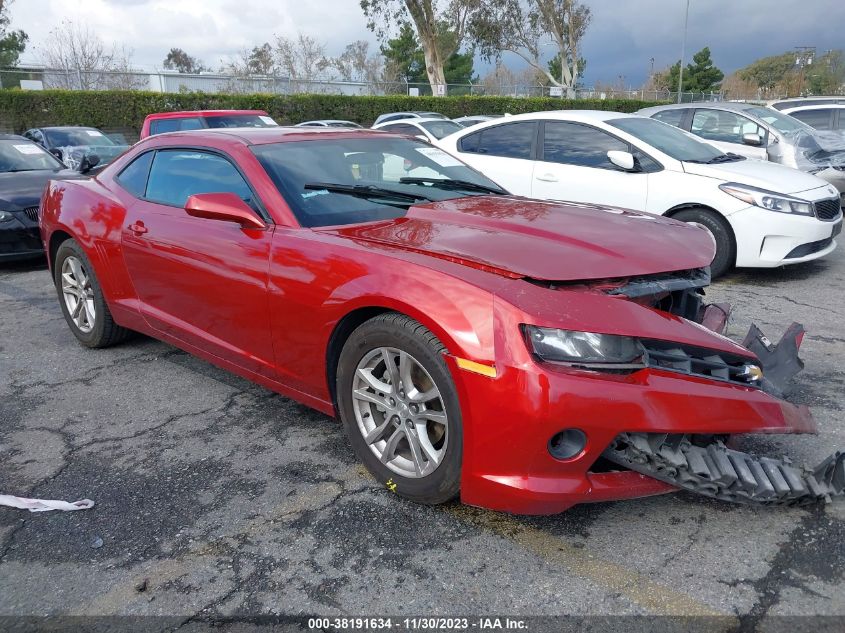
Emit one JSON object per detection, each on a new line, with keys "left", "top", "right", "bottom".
{"left": 1, "top": 250, "right": 843, "bottom": 632}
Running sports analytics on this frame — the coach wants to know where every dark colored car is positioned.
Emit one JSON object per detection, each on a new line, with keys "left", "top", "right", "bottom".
{"left": 140, "top": 110, "right": 278, "bottom": 139}
{"left": 0, "top": 135, "right": 78, "bottom": 261}
{"left": 24, "top": 126, "right": 129, "bottom": 171}
{"left": 40, "top": 127, "right": 844, "bottom": 513}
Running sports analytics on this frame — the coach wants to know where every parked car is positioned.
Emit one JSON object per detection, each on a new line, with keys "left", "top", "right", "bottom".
{"left": 372, "top": 118, "right": 464, "bottom": 143}
{"left": 23, "top": 126, "right": 129, "bottom": 171}
{"left": 453, "top": 115, "right": 504, "bottom": 127}
{"left": 769, "top": 96, "right": 845, "bottom": 111}
{"left": 438, "top": 111, "right": 842, "bottom": 277}
{"left": 295, "top": 120, "right": 363, "bottom": 128}
{"left": 636, "top": 102, "right": 845, "bottom": 201}
{"left": 779, "top": 104, "right": 844, "bottom": 132}
{"left": 0, "top": 135, "right": 78, "bottom": 261}
{"left": 140, "top": 110, "right": 278, "bottom": 139}
{"left": 40, "top": 127, "right": 845, "bottom": 513}
{"left": 372, "top": 111, "right": 448, "bottom": 126}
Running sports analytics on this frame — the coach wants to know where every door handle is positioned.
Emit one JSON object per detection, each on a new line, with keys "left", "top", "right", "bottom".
{"left": 128, "top": 221, "right": 148, "bottom": 236}
{"left": 535, "top": 173, "right": 559, "bottom": 182}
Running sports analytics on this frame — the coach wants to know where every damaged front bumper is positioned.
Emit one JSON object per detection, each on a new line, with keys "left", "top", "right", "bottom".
{"left": 603, "top": 321, "right": 845, "bottom": 506}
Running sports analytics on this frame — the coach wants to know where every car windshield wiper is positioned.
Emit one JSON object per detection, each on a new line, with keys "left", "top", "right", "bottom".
{"left": 685, "top": 153, "right": 745, "bottom": 165}
{"left": 399, "top": 177, "right": 507, "bottom": 195}
{"left": 303, "top": 182, "right": 434, "bottom": 204}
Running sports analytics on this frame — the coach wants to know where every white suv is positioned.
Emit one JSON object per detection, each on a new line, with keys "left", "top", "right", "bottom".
{"left": 437, "top": 110, "right": 842, "bottom": 277}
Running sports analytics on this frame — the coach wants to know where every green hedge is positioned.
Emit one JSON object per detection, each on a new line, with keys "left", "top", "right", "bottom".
{"left": 0, "top": 89, "right": 667, "bottom": 136}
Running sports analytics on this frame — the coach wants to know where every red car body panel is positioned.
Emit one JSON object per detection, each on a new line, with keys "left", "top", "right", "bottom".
{"left": 139, "top": 110, "right": 272, "bottom": 139}
{"left": 40, "top": 128, "right": 817, "bottom": 515}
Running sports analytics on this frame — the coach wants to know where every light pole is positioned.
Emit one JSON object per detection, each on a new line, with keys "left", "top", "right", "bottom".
{"left": 677, "top": 0, "right": 690, "bottom": 103}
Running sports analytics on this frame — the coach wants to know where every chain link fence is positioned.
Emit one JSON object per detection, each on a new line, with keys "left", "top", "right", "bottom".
{"left": 0, "top": 67, "right": 724, "bottom": 102}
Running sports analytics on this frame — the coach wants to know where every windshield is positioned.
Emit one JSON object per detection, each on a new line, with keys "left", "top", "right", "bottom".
{"left": 253, "top": 137, "right": 505, "bottom": 227}
{"left": 205, "top": 114, "right": 278, "bottom": 129}
{"left": 744, "top": 107, "right": 813, "bottom": 135}
{"left": 0, "top": 140, "right": 64, "bottom": 172}
{"left": 45, "top": 128, "right": 115, "bottom": 147}
{"left": 608, "top": 117, "right": 724, "bottom": 162}
{"left": 419, "top": 120, "right": 463, "bottom": 139}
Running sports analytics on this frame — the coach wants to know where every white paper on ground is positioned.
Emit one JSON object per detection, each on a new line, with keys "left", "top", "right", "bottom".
{"left": 0, "top": 494, "right": 95, "bottom": 512}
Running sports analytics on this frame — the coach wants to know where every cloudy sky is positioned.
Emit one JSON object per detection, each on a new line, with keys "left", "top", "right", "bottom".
{"left": 8, "top": 0, "right": 845, "bottom": 86}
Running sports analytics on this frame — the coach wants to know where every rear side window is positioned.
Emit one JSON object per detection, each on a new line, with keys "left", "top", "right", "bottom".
{"left": 381, "top": 123, "right": 421, "bottom": 136}
{"left": 458, "top": 122, "right": 536, "bottom": 159}
{"left": 789, "top": 109, "right": 834, "bottom": 130}
{"left": 145, "top": 150, "right": 253, "bottom": 207}
{"left": 542, "top": 121, "right": 628, "bottom": 169}
{"left": 149, "top": 117, "right": 205, "bottom": 136}
{"left": 652, "top": 109, "right": 685, "bottom": 128}
{"left": 116, "top": 151, "right": 154, "bottom": 197}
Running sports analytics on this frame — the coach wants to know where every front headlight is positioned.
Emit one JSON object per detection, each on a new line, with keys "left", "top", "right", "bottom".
{"left": 523, "top": 326, "right": 646, "bottom": 367}
{"left": 0, "top": 210, "right": 15, "bottom": 223}
{"left": 719, "top": 183, "right": 814, "bottom": 216}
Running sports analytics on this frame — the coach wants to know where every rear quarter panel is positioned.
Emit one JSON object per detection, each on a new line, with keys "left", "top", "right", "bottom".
{"left": 41, "top": 177, "right": 140, "bottom": 324}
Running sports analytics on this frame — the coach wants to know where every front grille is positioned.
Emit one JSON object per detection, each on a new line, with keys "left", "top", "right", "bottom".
{"left": 23, "top": 206, "right": 39, "bottom": 222}
{"left": 643, "top": 342, "right": 758, "bottom": 388}
{"left": 815, "top": 198, "right": 841, "bottom": 221}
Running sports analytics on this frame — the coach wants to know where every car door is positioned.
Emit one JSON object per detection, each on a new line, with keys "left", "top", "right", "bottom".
{"left": 530, "top": 120, "right": 649, "bottom": 210}
{"left": 118, "top": 148, "right": 277, "bottom": 377}
{"left": 451, "top": 121, "right": 538, "bottom": 195}
{"left": 690, "top": 109, "right": 768, "bottom": 160}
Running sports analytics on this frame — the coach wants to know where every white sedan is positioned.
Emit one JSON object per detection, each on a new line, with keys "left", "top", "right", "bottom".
{"left": 372, "top": 118, "right": 464, "bottom": 144}
{"left": 437, "top": 110, "right": 842, "bottom": 277}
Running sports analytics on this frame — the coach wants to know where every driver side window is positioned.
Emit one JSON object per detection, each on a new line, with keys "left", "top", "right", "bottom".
{"left": 691, "top": 110, "right": 765, "bottom": 144}
{"left": 144, "top": 150, "right": 254, "bottom": 208}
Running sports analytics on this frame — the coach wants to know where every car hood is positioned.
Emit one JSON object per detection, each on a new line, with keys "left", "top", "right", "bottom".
{"left": 322, "top": 196, "right": 716, "bottom": 281}
{"left": 682, "top": 158, "right": 828, "bottom": 195}
{"left": 0, "top": 170, "right": 78, "bottom": 209}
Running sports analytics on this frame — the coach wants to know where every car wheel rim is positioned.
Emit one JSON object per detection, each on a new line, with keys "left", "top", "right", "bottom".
{"left": 61, "top": 256, "right": 96, "bottom": 333}
{"left": 352, "top": 346, "right": 448, "bottom": 479}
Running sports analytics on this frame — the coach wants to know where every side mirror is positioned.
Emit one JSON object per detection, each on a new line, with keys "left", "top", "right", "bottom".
{"left": 607, "top": 150, "right": 638, "bottom": 172}
{"left": 184, "top": 192, "right": 266, "bottom": 230}
{"left": 79, "top": 153, "right": 100, "bottom": 173}
{"left": 742, "top": 133, "right": 762, "bottom": 147}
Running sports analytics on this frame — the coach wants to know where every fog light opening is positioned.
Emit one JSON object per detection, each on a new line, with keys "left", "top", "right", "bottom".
{"left": 548, "top": 429, "right": 587, "bottom": 461}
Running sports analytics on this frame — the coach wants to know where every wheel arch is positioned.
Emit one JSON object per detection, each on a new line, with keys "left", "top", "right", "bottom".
{"left": 48, "top": 229, "right": 74, "bottom": 272}
{"left": 664, "top": 203, "right": 737, "bottom": 248}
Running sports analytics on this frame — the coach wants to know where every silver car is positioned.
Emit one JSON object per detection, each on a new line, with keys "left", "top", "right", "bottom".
{"left": 637, "top": 102, "right": 845, "bottom": 204}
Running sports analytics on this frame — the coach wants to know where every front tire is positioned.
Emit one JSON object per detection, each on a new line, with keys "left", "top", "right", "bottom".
{"left": 336, "top": 313, "right": 462, "bottom": 505}
{"left": 672, "top": 208, "right": 735, "bottom": 278}
{"left": 54, "top": 239, "right": 129, "bottom": 348}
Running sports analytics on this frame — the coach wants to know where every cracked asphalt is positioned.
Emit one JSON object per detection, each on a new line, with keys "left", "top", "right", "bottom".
{"left": 1, "top": 249, "right": 844, "bottom": 632}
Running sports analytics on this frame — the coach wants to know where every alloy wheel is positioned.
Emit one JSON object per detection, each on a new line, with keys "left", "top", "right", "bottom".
{"left": 352, "top": 347, "right": 448, "bottom": 478}
{"left": 61, "top": 255, "right": 96, "bottom": 333}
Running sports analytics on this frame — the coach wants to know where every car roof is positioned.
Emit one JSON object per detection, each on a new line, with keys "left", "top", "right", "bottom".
{"left": 376, "top": 117, "right": 455, "bottom": 126}
{"left": 458, "top": 110, "right": 639, "bottom": 126}
{"left": 639, "top": 101, "right": 761, "bottom": 114}
{"left": 144, "top": 110, "right": 269, "bottom": 120}
{"left": 137, "top": 126, "right": 402, "bottom": 146}
{"left": 781, "top": 103, "right": 845, "bottom": 112}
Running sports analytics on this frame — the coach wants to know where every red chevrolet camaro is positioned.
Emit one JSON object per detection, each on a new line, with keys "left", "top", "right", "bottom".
{"left": 40, "top": 127, "right": 843, "bottom": 514}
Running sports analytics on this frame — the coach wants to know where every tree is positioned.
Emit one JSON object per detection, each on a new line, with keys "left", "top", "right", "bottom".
{"left": 332, "top": 40, "right": 384, "bottom": 83}
{"left": 547, "top": 53, "right": 584, "bottom": 87}
{"left": 38, "top": 20, "right": 144, "bottom": 89}
{"left": 274, "top": 32, "right": 328, "bottom": 80}
{"left": 470, "top": 0, "right": 590, "bottom": 97}
{"left": 737, "top": 51, "right": 795, "bottom": 94}
{"left": 360, "top": 0, "right": 479, "bottom": 93}
{"left": 806, "top": 50, "right": 845, "bottom": 95}
{"left": 381, "top": 22, "right": 475, "bottom": 88}
{"left": 0, "top": 0, "right": 27, "bottom": 68}
{"left": 247, "top": 43, "right": 275, "bottom": 74}
{"left": 664, "top": 47, "right": 723, "bottom": 93}
{"left": 162, "top": 47, "right": 206, "bottom": 73}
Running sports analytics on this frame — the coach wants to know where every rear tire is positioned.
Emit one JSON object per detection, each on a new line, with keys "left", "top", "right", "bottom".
{"left": 54, "top": 239, "right": 130, "bottom": 348}
{"left": 672, "top": 207, "right": 735, "bottom": 278}
{"left": 336, "top": 313, "right": 462, "bottom": 505}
